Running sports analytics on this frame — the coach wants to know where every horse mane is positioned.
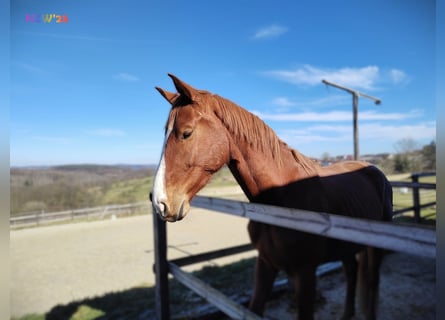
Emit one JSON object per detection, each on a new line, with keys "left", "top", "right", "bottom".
{"left": 209, "top": 94, "right": 318, "bottom": 173}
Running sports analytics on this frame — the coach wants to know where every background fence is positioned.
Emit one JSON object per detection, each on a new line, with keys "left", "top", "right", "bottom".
{"left": 391, "top": 172, "right": 436, "bottom": 222}
{"left": 10, "top": 201, "right": 150, "bottom": 228}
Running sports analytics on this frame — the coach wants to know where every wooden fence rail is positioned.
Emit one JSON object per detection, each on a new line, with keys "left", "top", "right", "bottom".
{"left": 153, "top": 173, "right": 436, "bottom": 320}
{"left": 10, "top": 201, "right": 150, "bottom": 227}
{"left": 191, "top": 196, "right": 435, "bottom": 258}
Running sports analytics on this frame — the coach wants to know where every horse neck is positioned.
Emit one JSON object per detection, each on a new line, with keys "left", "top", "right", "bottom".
{"left": 228, "top": 141, "right": 319, "bottom": 200}
{"left": 212, "top": 96, "right": 320, "bottom": 200}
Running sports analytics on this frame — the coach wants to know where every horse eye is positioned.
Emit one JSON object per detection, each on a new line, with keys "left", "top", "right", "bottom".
{"left": 182, "top": 130, "right": 193, "bottom": 140}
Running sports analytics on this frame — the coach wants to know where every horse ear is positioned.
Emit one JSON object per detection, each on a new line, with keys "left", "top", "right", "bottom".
{"left": 155, "top": 86, "right": 178, "bottom": 105}
{"left": 168, "top": 73, "right": 199, "bottom": 101}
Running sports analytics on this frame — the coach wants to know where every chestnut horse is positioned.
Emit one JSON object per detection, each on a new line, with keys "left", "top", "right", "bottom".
{"left": 151, "top": 74, "right": 392, "bottom": 320}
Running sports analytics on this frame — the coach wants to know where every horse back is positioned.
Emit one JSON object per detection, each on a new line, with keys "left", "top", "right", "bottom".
{"left": 248, "top": 164, "right": 392, "bottom": 268}
{"left": 319, "top": 164, "right": 393, "bottom": 221}
{"left": 254, "top": 164, "right": 391, "bottom": 220}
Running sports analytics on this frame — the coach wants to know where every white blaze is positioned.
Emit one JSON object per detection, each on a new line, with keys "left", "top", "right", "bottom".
{"left": 152, "top": 128, "right": 172, "bottom": 216}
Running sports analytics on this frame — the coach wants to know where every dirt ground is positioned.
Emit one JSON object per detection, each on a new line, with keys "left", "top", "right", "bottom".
{"left": 10, "top": 184, "right": 435, "bottom": 319}
{"left": 9, "top": 202, "right": 254, "bottom": 318}
{"left": 262, "top": 252, "right": 435, "bottom": 319}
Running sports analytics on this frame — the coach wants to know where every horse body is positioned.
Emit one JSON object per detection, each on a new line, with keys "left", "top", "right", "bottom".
{"left": 227, "top": 120, "right": 392, "bottom": 319}
{"left": 244, "top": 166, "right": 392, "bottom": 319}
{"left": 152, "top": 74, "right": 393, "bottom": 320}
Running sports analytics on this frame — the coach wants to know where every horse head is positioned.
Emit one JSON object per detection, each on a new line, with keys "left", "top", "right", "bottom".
{"left": 151, "top": 74, "right": 230, "bottom": 222}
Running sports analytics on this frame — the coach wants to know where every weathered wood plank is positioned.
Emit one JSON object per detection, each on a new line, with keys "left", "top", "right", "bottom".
{"left": 10, "top": 202, "right": 150, "bottom": 226}
{"left": 168, "top": 262, "right": 263, "bottom": 320}
{"left": 170, "top": 243, "right": 253, "bottom": 267}
{"left": 191, "top": 196, "right": 436, "bottom": 258}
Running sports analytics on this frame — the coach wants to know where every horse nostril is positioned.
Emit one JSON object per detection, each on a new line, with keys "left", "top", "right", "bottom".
{"left": 153, "top": 200, "right": 168, "bottom": 217}
{"left": 149, "top": 192, "right": 153, "bottom": 202}
{"left": 159, "top": 201, "right": 167, "bottom": 215}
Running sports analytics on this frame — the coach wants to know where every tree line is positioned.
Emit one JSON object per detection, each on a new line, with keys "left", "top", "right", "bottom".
{"left": 392, "top": 139, "right": 435, "bottom": 173}
{"left": 321, "top": 139, "right": 436, "bottom": 174}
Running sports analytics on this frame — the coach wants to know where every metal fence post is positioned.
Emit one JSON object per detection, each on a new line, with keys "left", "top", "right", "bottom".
{"left": 153, "top": 208, "right": 170, "bottom": 320}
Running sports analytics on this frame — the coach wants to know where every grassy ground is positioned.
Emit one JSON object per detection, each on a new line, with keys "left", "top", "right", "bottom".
{"left": 101, "top": 176, "right": 153, "bottom": 205}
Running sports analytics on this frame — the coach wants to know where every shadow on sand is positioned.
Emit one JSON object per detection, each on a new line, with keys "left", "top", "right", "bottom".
{"left": 44, "top": 258, "right": 257, "bottom": 320}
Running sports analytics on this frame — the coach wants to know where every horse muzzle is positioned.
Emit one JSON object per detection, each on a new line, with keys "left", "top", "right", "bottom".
{"left": 150, "top": 192, "right": 190, "bottom": 222}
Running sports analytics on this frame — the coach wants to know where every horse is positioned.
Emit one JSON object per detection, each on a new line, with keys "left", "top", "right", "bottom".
{"left": 151, "top": 74, "right": 393, "bottom": 320}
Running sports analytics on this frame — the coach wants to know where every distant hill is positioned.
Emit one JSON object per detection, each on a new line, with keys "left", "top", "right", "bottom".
{"left": 10, "top": 164, "right": 156, "bottom": 215}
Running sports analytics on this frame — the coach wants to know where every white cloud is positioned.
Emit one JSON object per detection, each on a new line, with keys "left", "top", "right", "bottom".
{"left": 264, "top": 65, "right": 380, "bottom": 90}
{"left": 87, "top": 129, "right": 126, "bottom": 137}
{"left": 359, "top": 122, "right": 436, "bottom": 140}
{"left": 112, "top": 73, "right": 140, "bottom": 82}
{"left": 284, "top": 132, "right": 345, "bottom": 144}
{"left": 253, "top": 25, "right": 288, "bottom": 39}
{"left": 271, "top": 97, "right": 296, "bottom": 107}
{"left": 389, "top": 69, "right": 409, "bottom": 85}
{"left": 253, "top": 109, "right": 421, "bottom": 122}
{"left": 305, "top": 125, "right": 351, "bottom": 133}
{"left": 271, "top": 95, "right": 350, "bottom": 109}
{"left": 277, "top": 121, "right": 436, "bottom": 147}
{"left": 264, "top": 65, "right": 411, "bottom": 91}
{"left": 302, "top": 122, "right": 435, "bottom": 140}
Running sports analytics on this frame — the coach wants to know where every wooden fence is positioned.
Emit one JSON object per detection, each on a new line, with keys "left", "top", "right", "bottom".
{"left": 153, "top": 174, "right": 436, "bottom": 320}
{"left": 10, "top": 201, "right": 150, "bottom": 228}
{"left": 391, "top": 172, "right": 436, "bottom": 222}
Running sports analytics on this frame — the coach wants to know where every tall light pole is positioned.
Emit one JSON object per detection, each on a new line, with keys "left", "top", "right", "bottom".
{"left": 321, "top": 79, "right": 381, "bottom": 160}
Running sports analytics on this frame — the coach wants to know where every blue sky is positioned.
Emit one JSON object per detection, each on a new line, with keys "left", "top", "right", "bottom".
{"left": 10, "top": 0, "right": 437, "bottom": 166}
